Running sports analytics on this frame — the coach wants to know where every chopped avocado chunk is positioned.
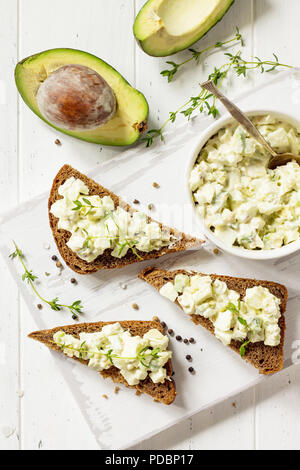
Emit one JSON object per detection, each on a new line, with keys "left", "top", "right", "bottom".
{"left": 134, "top": 0, "right": 234, "bottom": 57}
{"left": 15, "top": 48, "right": 149, "bottom": 146}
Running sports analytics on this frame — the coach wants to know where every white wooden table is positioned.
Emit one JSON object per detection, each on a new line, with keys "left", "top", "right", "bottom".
{"left": 0, "top": 0, "right": 299, "bottom": 450}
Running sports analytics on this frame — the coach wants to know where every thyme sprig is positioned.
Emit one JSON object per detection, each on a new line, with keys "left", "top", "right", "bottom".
{"left": 143, "top": 49, "right": 237, "bottom": 147}
{"left": 225, "top": 51, "right": 292, "bottom": 76}
{"left": 161, "top": 27, "right": 244, "bottom": 83}
{"left": 72, "top": 198, "right": 98, "bottom": 215}
{"left": 54, "top": 340, "right": 162, "bottom": 369}
{"left": 144, "top": 47, "right": 293, "bottom": 147}
{"left": 9, "top": 241, "right": 83, "bottom": 319}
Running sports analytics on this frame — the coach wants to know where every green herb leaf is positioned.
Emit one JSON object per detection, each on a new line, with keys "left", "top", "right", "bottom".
{"left": 78, "top": 341, "right": 86, "bottom": 359}
{"left": 82, "top": 239, "right": 90, "bottom": 250}
{"left": 240, "top": 339, "right": 250, "bottom": 357}
{"left": 72, "top": 200, "right": 83, "bottom": 211}
{"left": 160, "top": 61, "right": 179, "bottom": 83}
{"left": 49, "top": 298, "right": 61, "bottom": 311}
{"left": 82, "top": 198, "right": 92, "bottom": 206}
{"left": 151, "top": 347, "right": 161, "bottom": 359}
{"left": 142, "top": 129, "right": 164, "bottom": 147}
{"left": 226, "top": 302, "right": 239, "bottom": 313}
{"left": 237, "top": 317, "right": 248, "bottom": 327}
{"left": 169, "top": 112, "right": 177, "bottom": 123}
{"left": 189, "top": 48, "right": 202, "bottom": 64}
{"left": 118, "top": 242, "right": 126, "bottom": 256}
{"left": 106, "top": 349, "right": 117, "bottom": 364}
{"left": 22, "top": 270, "right": 38, "bottom": 283}
{"left": 9, "top": 247, "right": 23, "bottom": 259}
{"left": 69, "top": 300, "right": 83, "bottom": 318}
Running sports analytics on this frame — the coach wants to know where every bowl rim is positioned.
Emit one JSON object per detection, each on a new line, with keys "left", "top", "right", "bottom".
{"left": 186, "top": 107, "right": 300, "bottom": 260}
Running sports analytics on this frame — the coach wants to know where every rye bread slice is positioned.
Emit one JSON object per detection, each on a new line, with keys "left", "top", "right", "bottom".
{"left": 48, "top": 165, "right": 202, "bottom": 274}
{"left": 139, "top": 267, "right": 287, "bottom": 375}
{"left": 29, "top": 319, "right": 176, "bottom": 405}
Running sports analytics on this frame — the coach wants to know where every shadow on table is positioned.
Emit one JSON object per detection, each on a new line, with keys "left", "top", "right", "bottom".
{"left": 129, "top": 362, "right": 300, "bottom": 450}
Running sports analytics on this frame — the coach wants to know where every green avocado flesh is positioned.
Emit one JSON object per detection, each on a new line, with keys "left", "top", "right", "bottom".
{"left": 134, "top": 0, "right": 234, "bottom": 57}
{"left": 15, "top": 48, "right": 149, "bottom": 146}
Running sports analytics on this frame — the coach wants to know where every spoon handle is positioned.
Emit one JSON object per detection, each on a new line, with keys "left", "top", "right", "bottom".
{"left": 201, "top": 80, "right": 277, "bottom": 158}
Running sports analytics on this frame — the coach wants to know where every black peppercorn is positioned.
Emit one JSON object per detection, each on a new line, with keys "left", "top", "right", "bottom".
{"left": 51, "top": 255, "right": 58, "bottom": 261}
{"left": 176, "top": 335, "right": 182, "bottom": 342}
{"left": 188, "top": 367, "right": 195, "bottom": 374}
{"left": 186, "top": 355, "right": 192, "bottom": 361}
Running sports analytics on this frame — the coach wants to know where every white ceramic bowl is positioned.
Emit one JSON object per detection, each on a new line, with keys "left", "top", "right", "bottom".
{"left": 187, "top": 108, "right": 300, "bottom": 260}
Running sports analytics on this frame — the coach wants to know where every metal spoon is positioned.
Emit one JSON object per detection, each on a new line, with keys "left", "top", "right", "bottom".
{"left": 201, "top": 80, "right": 300, "bottom": 170}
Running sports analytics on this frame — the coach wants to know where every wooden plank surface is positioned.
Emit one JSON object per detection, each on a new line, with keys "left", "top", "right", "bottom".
{"left": 252, "top": 0, "right": 300, "bottom": 451}
{"left": 0, "top": 0, "right": 20, "bottom": 451}
{"left": 18, "top": 0, "right": 135, "bottom": 450}
{"left": 0, "top": 0, "right": 299, "bottom": 450}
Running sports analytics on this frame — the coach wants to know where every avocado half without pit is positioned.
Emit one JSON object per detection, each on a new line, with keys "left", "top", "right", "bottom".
{"left": 134, "top": 0, "right": 235, "bottom": 57}
{"left": 15, "top": 49, "right": 149, "bottom": 146}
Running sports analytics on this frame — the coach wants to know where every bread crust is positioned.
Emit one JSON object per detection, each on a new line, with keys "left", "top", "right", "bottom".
{"left": 139, "top": 267, "right": 287, "bottom": 375}
{"left": 29, "top": 319, "right": 176, "bottom": 405}
{"left": 48, "top": 165, "right": 203, "bottom": 274}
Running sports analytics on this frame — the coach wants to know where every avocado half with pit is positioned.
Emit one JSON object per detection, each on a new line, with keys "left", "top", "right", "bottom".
{"left": 15, "top": 48, "right": 149, "bottom": 146}
{"left": 134, "top": 0, "right": 235, "bottom": 57}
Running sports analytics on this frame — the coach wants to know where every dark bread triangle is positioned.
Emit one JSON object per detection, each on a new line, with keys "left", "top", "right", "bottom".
{"left": 139, "top": 267, "right": 287, "bottom": 375}
{"left": 48, "top": 165, "right": 203, "bottom": 274}
{"left": 29, "top": 319, "right": 176, "bottom": 405}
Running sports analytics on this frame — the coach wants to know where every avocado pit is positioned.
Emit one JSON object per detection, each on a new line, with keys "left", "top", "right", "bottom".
{"left": 37, "top": 64, "right": 116, "bottom": 131}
